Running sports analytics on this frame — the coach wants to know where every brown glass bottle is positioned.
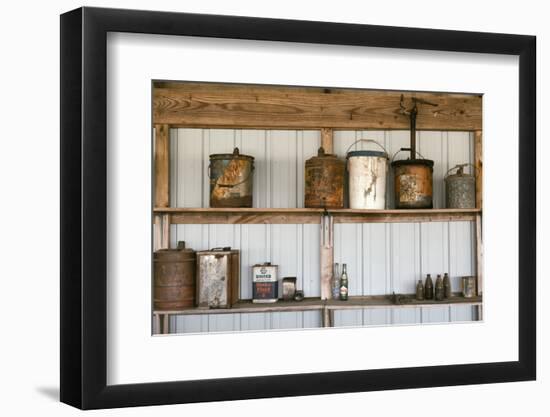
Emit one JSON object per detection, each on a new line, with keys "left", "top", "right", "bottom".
{"left": 424, "top": 274, "right": 434, "bottom": 300}
{"left": 435, "top": 274, "right": 444, "bottom": 301}
{"left": 416, "top": 279, "right": 424, "bottom": 301}
{"left": 443, "top": 273, "right": 451, "bottom": 298}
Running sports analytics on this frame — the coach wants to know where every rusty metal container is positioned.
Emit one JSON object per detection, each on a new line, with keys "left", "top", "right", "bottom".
{"left": 153, "top": 241, "right": 196, "bottom": 310}
{"left": 445, "top": 164, "right": 476, "bottom": 208}
{"left": 252, "top": 263, "right": 278, "bottom": 303}
{"left": 305, "top": 147, "right": 345, "bottom": 209}
{"left": 391, "top": 151, "right": 434, "bottom": 209}
{"left": 209, "top": 147, "right": 254, "bottom": 208}
{"left": 196, "top": 247, "right": 240, "bottom": 309}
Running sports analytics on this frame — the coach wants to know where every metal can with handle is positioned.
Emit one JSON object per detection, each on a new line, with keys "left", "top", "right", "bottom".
{"left": 445, "top": 164, "right": 476, "bottom": 209}
{"left": 391, "top": 149, "right": 434, "bottom": 209}
{"left": 346, "top": 139, "right": 389, "bottom": 209}
{"left": 209, "top": 147, "right": 254, "bottom": 208}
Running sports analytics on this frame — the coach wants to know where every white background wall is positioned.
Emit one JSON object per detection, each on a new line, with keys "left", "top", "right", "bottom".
{"left": 0, "top": 0, "right": 545, "bottom": 416}
{"left": 167, "top": 128, "right": 476, "bottom": 333}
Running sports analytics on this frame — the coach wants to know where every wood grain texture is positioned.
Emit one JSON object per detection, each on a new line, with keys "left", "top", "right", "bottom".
{"left": 152, "top": 294, "right": 482, "bottom": 316}
{"left": 474, "top": 130, "right": 483, "bottom": 209}
{"left": 154, "top": 124, "right": 170, "bottom": 207}
{"left": 321, "top": 128, "right": 334, "bottom": 153}
{"left": 153, "top": 82, "right": 482, "bottom": 130}
{"left": 154, "top": 207, "right": 480, "bottom": 224}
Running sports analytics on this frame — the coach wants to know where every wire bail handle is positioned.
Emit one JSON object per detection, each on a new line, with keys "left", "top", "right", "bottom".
{"left": 444, "top": 163, "right": 477, "bottom": 180}
{"left": 391, "top": 148, "right": 428, "bottom": 163}
{"left": 345, "top": 139, "right": 389, "bottom": 157}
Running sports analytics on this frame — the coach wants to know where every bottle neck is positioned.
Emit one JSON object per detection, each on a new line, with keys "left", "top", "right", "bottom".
{"left": 342, "top": 264, "right": 347, "bottom": 274}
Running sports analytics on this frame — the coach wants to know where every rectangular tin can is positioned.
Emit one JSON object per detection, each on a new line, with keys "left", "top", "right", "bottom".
{"left": 196, "top": 248, "right": 240, "bottom": 309}
{"left": 252, "top": 263, "right": 278, "bottom": 303}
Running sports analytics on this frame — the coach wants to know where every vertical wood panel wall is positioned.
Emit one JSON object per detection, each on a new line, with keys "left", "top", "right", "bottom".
{"left": 167, "top": 128, "right": 476, "bottom": 333}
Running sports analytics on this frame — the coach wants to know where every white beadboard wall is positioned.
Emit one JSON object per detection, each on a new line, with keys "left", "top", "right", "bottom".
{"left": 165, "top": 128, "right": 477, "bottom": 334}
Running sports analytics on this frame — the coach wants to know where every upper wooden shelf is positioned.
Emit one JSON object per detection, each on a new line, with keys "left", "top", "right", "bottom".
{"left": 154, "top": 207, "right": 481, "bottom": 224}
{"left": 153, "top": 81, "right": 482, "bottom": 131}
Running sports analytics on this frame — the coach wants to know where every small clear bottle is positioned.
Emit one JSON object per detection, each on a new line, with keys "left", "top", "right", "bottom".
{"left": 332, "top": 263, "right": 341, "bottom": 299}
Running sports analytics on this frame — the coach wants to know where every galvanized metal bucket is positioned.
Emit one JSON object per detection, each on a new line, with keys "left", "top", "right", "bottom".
{"left": 209, "top": 147, "right": 254, "bottom": 208}
{"left": 391, "top": 149, "right": 434, "bottom": 209}
{"left": 445, "top": 164, "right": 476, "bottom": 209}
{"left": 346, "top": 139, "right": 389, "bottom": 209}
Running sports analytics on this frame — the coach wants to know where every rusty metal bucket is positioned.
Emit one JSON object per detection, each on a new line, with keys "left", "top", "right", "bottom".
{"left": 305, "top": 147, "right": 345, "bottom": 209}
{"left": 153, "top": 241, "right": 196, "bottom": 310}
{"left": 391, "top": 149, "right": 434, "bottom": 209}
{"left": 209, "top": 147, "right": 254, "bottom": 208}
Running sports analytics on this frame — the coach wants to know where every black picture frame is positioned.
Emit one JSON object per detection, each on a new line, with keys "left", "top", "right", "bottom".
{"left": 60, "top": 6, "right": 536, "bottom": 410}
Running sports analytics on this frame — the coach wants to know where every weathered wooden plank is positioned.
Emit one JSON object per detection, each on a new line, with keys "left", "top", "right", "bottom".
{"left": 154, "top": 124, "right": 170, "bottom": 207}
{"left": 321, "top": 128, "right": 334, "bottom": 153}
{"left": 155, "top": 207, "right": 480, "bottom": 224}
{"left": 153, "top": 294, "right": 482, "bottom": 315}
{"left": 153, "top": 83, "right": 482, "bottom": 131}
{"left": 320, "top": 215, "right": 334, "bottom": 300}
{"left": 476, "top": 214, "right": 483, "bottom": 296}
{"left": 474, "top": 130, "right": 483, "bottom": 209}
{"left": 161, "top": 213, "right": 170, "bottom": 249}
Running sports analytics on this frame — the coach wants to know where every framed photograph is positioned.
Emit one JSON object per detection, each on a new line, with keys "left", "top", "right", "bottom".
{"left": 60, "top": 6, "right": 536, "bottom": 409}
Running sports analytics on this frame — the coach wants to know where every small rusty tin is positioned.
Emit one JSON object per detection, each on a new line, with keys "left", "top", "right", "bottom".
{"left": 282, "top": 277, "right": 297, "bottom": 301}
{"left": 462, "top": 276, "right": 476, "bottom": 298}
{"left": 209, "top": 147, "right": 254, "bottom": 208}
{"left": 196, "top": 247, "right": 240, "bottom": 309}
{"left": 445, "top": 164, "right": 476, "bottom": 209}
{"left": 153, "top": 241, "right": 196, "bottom": 310}
{"left": 305, "top": 147, "right": 345, "bottom": 209}
{"left": 391, "top": 158, "right": 434, "bottom": 209}
{"left": 252, "top": 263, "right": 278, "bottom": 303}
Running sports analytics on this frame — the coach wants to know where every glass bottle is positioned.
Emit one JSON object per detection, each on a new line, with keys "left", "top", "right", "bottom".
{"left": 416, "top": 279, "right": 424, "bottom": 301}
{"left": 424, "top": 274, "right": 434, "bottom": 300}
{"left": 339, "top": 264, "right": 349, "bottom": 301}
{"left": 332, "top": 263, "right": 341, "bottom": 299}
{"left": 443, "top": 273, "right": 451, "bottom": 298}
{"left": 435, "top": 274, "right": 444, "bottom": 301}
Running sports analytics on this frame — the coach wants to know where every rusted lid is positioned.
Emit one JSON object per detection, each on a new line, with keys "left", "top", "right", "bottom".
{"left": 306, "top": 146, "right": 342, "bottom": 163}
{"left": 391, "top": 158, "right": 434, "bottom": 168}
{"left": 209, "top": 147, "right": 254, "bottom": 161}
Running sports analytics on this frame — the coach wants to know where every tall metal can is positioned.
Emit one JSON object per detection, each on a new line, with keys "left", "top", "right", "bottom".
{"left": 305, "top": 147, "right": 345, "bottom": 209}
{"left": 346, "top": 139, "right": 389, "bottom": 209}
{"left": 153, "top": 241, "right": 196, "bottom": 310}
{"left": 209, "top": 147, "right": 254, "bottom": 208}
{"left": 196, "top": 248, "right": 240, "bottom": 309}
{"left": 445, "top": 164, "right": 476, "bottom": 209}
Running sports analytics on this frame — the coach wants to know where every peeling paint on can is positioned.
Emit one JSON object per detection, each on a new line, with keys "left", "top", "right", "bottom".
{"left": 347, "top": 150, "right": 388, "bottom": 209}
{"left": 391, "top": 159, "right": 434, "bottom": 209}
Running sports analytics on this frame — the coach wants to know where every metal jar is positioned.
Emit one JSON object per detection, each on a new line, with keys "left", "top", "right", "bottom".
{"left": 305, "top": 147, "right": 345, "bottom": 209}
{"left": 153, "top": 241, "right": 196, "bottom": 310}
{"left": 209, "top": 147, "right": 254, "bottom": 208}
{"left": 391, "top": 151, "right": 434, "bottom": 209}
{"left": 196, "top": 247, "right": 240, "bottom": 309}
{"left": 445, "top": 164, "right": 476, "bottom": 208}
{"left": 346, "top": 139, "right": 389, "bottom": 209}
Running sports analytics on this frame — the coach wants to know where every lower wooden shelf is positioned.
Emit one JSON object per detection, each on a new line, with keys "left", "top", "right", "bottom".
{"left": 153, "top": 294, "right": 482, "bottom": 316}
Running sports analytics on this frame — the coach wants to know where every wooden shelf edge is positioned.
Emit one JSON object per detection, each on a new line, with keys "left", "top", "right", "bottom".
{"left": 153, "top": 295, "right": 482, "bottom": 316}
{"left": 153, "top": 207, "right": 481, "bottom": 224}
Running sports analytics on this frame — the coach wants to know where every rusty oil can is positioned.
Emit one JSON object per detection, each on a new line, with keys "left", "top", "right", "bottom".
{"left": 196, "top": 247, "right": 240, "bottom": 309}
{"left": 209, "top": 147, "right": 254, "bottom": 208}
{"left": 305, "top": 147, "right": 345, "bottom": 209}
{"left": 153, "top": 241, "right": 196, "bottom": 310}
{"left": 252, "top": 263, "right": 278, "bottom": 303}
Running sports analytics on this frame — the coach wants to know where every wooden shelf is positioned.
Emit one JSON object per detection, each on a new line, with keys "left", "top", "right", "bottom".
{"left": 153, "top": 294, "right": 482, "bottom": 316}
{"left": 154, "top": 207, "right": 481, "bottom": 224}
